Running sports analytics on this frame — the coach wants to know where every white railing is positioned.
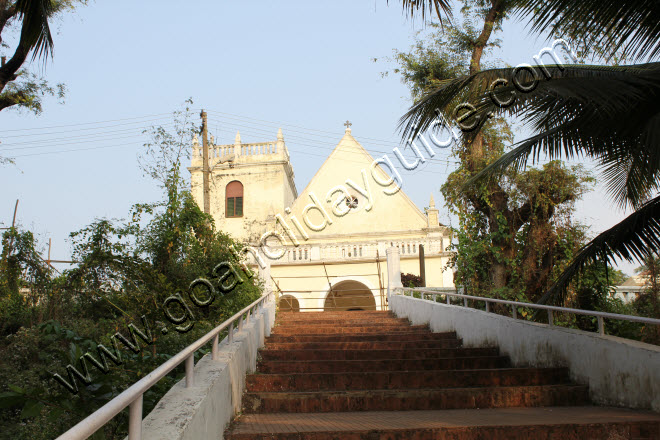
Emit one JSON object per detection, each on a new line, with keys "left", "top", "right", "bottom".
{"left": 240, "top": 142, "right": 278, "bottom": 156}
{"left": 56, "top": 291, "right": 275, "bottom": 440}
{"left": 396, "top": 287, "right": 660, "bottom": 336}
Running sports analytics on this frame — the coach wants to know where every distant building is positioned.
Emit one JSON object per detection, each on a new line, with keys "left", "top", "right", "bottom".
{"left": 613, "top": 275, "right": 647, "bottom": 303}
{"left": 189, "top": 125, "right": 455, "bottom": 311}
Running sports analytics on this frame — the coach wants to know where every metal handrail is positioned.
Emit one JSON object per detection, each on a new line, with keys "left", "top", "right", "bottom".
{"left": 397, "top": 287, "right": 660, "bottom": 335}
{"left": 56, "top": 291, "right": 275, "bottom": 440}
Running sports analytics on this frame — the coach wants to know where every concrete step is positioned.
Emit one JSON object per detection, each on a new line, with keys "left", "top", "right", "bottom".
{"left": 276, "top": 315, "right": 409, "bottom": 323}
{"left": 226, "top": 407, "right": 660, "bottom": 440}
{"left": 263, "top": 339, "right": 463, "bottom": 351}
{"left": 272, "top": 325, "right": 429, "bottom": 335}
{"left": 242, "top": 384, "right": 590, "bottom": 413}
{"left": 278, "top": 311, "right": 392, "bottom": 317}
{"left": 246, "top": 368, "right": 571, "bottom": 392}
{"left": 266, "top": 331, "right": 457, "bottom": 343}
{"left": 257, "top": 356, "right": 511, "bottom": 374}
{"left": 275, "top": 319, "right": 411, "bottom": 327}
{"left": 258, "top": 347, "right": 500, "bottom": 361}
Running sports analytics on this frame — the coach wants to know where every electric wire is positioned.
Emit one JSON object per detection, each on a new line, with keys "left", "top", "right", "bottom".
{"left": 1, "top": 110, "right": 460, "bottom": 175}
{"left": 0, "top": 112, "right": 174, "bottom": 133}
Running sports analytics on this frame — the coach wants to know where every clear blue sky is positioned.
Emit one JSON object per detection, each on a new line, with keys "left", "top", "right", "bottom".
{"left": 0, "top": 1, "right": 637, "bottom": 275}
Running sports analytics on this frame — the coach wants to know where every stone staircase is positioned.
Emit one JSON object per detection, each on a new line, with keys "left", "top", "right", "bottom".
{"left": 226, "top": 310, "right": 660, "bottom": 439}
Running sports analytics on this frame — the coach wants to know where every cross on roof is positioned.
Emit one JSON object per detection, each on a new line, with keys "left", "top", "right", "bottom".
{"left": 344, "top": 120, "right": 352, "bottom": 129}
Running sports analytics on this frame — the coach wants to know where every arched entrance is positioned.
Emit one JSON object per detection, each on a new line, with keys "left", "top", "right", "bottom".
{"left": 279, "top": 295, "right": 300, "bottom": 312}
{"left": 324, "top": 280, "right": 376, "bottom": 311}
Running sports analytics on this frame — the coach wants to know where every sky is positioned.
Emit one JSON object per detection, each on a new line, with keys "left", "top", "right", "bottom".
{"left": 0, "top": 1, "right": 638, "bottom": 275}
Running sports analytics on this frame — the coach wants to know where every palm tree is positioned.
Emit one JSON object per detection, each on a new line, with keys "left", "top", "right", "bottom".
{"left": 393, "top": 0, "right": 452, "bottom": 22}
{"left": 0, "top": 0, "right": 57, "bottom": 111}
{"left": 399, "top": 0, "right": 660, "bottom": 304}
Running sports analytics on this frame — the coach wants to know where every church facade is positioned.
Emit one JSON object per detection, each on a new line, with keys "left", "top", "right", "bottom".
{"left": 189, "top": 125, "right": 454, "bottom": 311}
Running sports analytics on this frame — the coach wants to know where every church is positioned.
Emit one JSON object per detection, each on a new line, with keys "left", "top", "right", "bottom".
{"left": 189, "top": 124, "right": 455, "bottom": 311}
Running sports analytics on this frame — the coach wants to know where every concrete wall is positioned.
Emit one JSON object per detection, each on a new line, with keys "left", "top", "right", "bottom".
{"left": 139, "top": 298, "right": 276, "bottom": 440}
{"left": 390, "top": 294, "right": 660, "bottom": 412}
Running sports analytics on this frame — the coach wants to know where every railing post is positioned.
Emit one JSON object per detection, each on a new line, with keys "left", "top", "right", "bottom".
{"left": 463, "top": 297, "right": 468, "bottom": 307}
{"left": 185, "top": 354, "right": 194, "bottom": 387}
{"left": 238, "top": 315, "right": 244, "bottom": 332}
{"left": 211, "top": 334, "right": 219, "bottom": 360}
{"left": 512, "top": 305, "right": 517, "bottom": 319}
{"left": 548, "top": 310, "right": 554, "bottom": 326}
{"left": 128, "top": 394, "right": 143, "bottom": 440}
{"left": 258, "top": 253, "right": 272, "bottom": 298}
{"left": 597, "top": 316, "right": 605, "bottom": 335}
{"left": 432, "top": 294, "right": 437, "bottom": 302}
{"left": 386, "top": 246, "right": 403, "bottom": 302}
{"left": 485, "top": 301, "right": 490, "bottom": 313}
{"left": 228, "top": 323, "right": 234, "bottom": 344}
{"left": 446, "top": 295, "right": 450, "bottom": 304}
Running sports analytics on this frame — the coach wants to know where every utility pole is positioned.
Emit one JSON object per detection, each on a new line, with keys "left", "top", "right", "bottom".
{"left": 4, "top": 199, "right": 19, "bottom": 257}
{"left": 200, "top": 110, "right": 210, "bottom": 214}
{"left": 419, "top": 244, "right": 426, "bottom": 287}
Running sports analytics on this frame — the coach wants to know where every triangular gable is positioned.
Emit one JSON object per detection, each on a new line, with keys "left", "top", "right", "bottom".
{"left": 279, "top": 131, "right": 428, "bottom": 239}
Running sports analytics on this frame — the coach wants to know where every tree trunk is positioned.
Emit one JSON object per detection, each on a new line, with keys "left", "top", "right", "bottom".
{"left": 464, "top": 0, "right": 512, "bottom": 292}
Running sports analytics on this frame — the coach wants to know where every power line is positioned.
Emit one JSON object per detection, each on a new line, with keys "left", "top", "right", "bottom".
{"left": 1, "top": 109, "right": 460, "bottom": 175}
{"left": 206, "top": 109, "right": 411, "bottom": 147}
{"left": 0, "top": 116, "right": 175, "bottom": 139}
{"left": 0, "top": 112, "right": 175, "bottom": 134}
{"left": 0, "top": 108, "right": 459, "bottom": 164}
{"left": 0, "top": 122, "right": 178, "bottom": 150}
{"left": 202, "top": 111, "right": 461, "bottom": 164}
{"left": 10, "top": 141, "right": 144, "bottom": 158}
{"left": 6, "top": 131, "right": 455, "bottom": 176}
{"left": 206, "top": 120, "right": 460, "bottom": 166}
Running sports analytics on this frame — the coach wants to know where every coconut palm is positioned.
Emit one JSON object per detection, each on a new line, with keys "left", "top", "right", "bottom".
{"left": 399, "top": 0, "right": 660, "bottom": 304}
{"left": 0, "top": 0, "right": 62, "bottom": 112}
{"left": 394, "top": 0, "right": 452, "bottom": 22}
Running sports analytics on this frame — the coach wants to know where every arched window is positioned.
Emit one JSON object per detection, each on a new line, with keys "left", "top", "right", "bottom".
{"left": 225, "top": 181, "right": 243, "bottom": 217}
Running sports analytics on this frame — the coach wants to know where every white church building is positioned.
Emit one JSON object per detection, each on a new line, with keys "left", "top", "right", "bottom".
{"left": 189, "top": 124, "right": 455, "bottom": 311}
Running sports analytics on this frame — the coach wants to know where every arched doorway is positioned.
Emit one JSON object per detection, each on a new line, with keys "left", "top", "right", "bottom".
{"left": 324, "top": 280, "right": 376, "bottom": 311}
{"left": 279, "top": 295, "right": 300, "bottom": 312}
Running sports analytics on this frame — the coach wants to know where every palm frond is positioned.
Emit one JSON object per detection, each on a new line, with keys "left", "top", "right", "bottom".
{"left": 15, "top": 0, "right": 55, "bottom": 60}
{"left": 389, "top": 0, "right": 453, "bottom": 24}
{"left": 519, "top": 0, "right": 660, "bottom": 61}
{"left": 538, "top": 194, "right": 660, "bottom": 305}
{"left": 400, "top": 63, "right": 660, "bottom": 209}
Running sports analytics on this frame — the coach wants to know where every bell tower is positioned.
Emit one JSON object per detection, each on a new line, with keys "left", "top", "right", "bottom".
{"left": 189, "top": 128, "right": 297, "bottom": 243}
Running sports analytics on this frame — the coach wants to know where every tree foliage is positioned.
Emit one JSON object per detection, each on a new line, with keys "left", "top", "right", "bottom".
{"left": 389, "top": 5, "right": 595, "bottom": 304}
{"left": 0, "top": 0, "right": 84, "bottom": 115}
{"left": 399, "top": 0, "right": 660, "bottom": 304}
{"left": 0, "top": 105, "right": 263, "bottom": 439}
